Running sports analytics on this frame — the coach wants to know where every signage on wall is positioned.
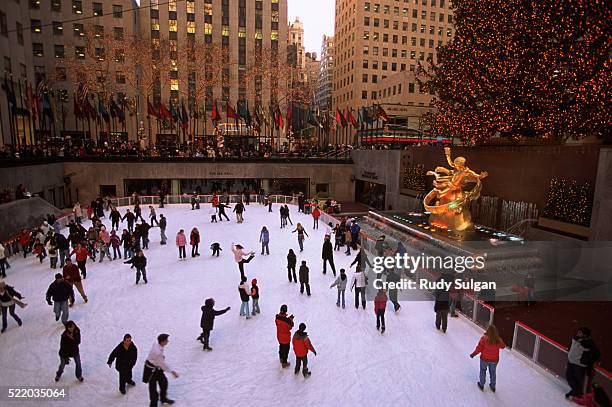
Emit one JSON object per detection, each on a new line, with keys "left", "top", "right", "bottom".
{"left": 209, "top": 171, "right": 234, "bottom": 177}
{"left": 361, "top": 171, "right": 379, "bottom": 180}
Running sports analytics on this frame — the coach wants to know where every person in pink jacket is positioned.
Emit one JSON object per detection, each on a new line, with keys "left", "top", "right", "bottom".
{"left": 176, "top": 230, "right": 187, "bottom": 260}
{"left": 98, "top": 227, "right": 112, "bottom": 262}
{"left": 470, "top": 325, "right": 506, "bottom": 392}
{"left": 231, "top": 242, "right": 255, "bottom": 280}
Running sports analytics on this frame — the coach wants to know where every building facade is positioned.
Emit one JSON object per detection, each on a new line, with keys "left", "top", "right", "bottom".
{"left": 287, "top": 17, "right": 305, "bottom": 78}
{"left": 332, "top": 0, "right": 454, "bottom": 144}
{"left": 0, "top": 0, "right": 140, "bottom": 147}
{"left": 315, "top": 35, "right": 334, "bottom": 111}
{"left": 1, "top": 0, "right": 288, "bottom": 147}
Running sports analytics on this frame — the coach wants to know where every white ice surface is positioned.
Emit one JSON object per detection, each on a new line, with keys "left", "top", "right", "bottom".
{"left": 0, "top": 204, "right": 572, "bottom": 407}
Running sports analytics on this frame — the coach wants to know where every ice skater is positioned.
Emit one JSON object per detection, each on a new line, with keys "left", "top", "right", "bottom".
{"left": 330, "top": 269, "right": 347, "bottom": 308}
{"left": 350, "top": 267, "right": 367, "bottom": 310}
{"left": 275, "top": 305, "right": 294, "bottom": 368}
{"left": 124, "top": 250, "right": 148, "bottom": 284}
{"left": 210, "top": 242, "right": 222, "bottom": 257}
{"left": 233, "top": 201, "right": 245, "bottom": 223}
{"left": 217, "top": 202, "right": 231, "bottom": 221}
{"left": 374, "top": 288, "right": 388, "bottom": 334}
{"left": 312, "top": 206, "right": 321, "bottom": 229}
{"left": 292, "top": 323, "right": 317, "bottom": 377}
{"left": 46, "top": 273, "right": 75, "bottom": 325}
{"left": 55, "top": 321, "right": 83, "bottom": 382}
{"left": 159, "top": 214, "right": 167, "bottom": 245}
{"left": 299, "top": 261, "right": 311, "bottom": 296}
{"left": 198, "top": 298, "right": 231, "bottom": 351}
{"left": 145, "top": 334, "right": 179, "bottom": 406}
{"left": 321, "top": 235, "right": 336, "bottom": 276}
{"left": 259, "top": 226, "right": 270, "bottom": 255}
{"left": 292, "top": 223, "right": 309, "bottom": 252}
{"left": 62, "top": 258, "right": 88, "bottom": 304}
{"left": 209, "top": 207, "right": 217, "bottom": 223}
{"left": 149, "top": 206, "right": 159, "bottom": 227}
{"left": 231, "top": 243, "right": 255, "bottom": 280}
{"left": 470, "top": 325, "right": 506, "bottom": 392}
{"left": 107, "top": 334, "right": 138, "bottom": 395}
{"left": 0, "top": 281, "right": 24, "bottom": 332}
{"left": 250, "top": 278, "right": 260, "bottom": 316}
{"left": 287, "top": 249, "right": 297, "bottom": 283}
{"left": 176, "top": 230, "right": 187, "bottom": 260}
{"left": 190, "top": 227, "right": 200, "bottom": 257}
{"left": 238, "top": 277, "right": 251, "bottom": 319}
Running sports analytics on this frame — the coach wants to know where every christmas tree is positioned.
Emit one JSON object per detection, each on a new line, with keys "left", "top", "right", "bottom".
{"left": 419, "top": 0, "right": 611, "bottom": 143}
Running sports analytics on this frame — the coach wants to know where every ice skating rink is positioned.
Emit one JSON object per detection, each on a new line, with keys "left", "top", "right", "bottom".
{"left": 0, "top": 204, "right": 572, "bottom": 407}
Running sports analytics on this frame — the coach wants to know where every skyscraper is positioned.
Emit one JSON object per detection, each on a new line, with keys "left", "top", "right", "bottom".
{"left": 332, "top": 0, "right": 455, "bottom": 144}
{"left": 316, "top": 35, "right": 334, "bottom": 111}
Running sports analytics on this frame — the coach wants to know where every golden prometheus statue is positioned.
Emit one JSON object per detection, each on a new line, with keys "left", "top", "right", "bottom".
{"left": 423, "top": 147, "right": 488, "bottom": 231}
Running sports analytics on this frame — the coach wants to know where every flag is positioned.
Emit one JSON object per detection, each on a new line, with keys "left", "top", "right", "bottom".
{"left": 306, "top": 109, "right": 320, "bottom": 127}
{"left": 170, "top": 100, "right": 179, "bottom": 123}
{"left": 147, "top": 97, "right": 158, "bottom": 118}
{"left": 27, "top": 83, "right": 39, "bottom": 120}
{"left": 98, "top": 95, "right": 110, "bottom": 123}
{"left": 109, "top": 97, "right": 117, "bottom": 119}
{"left": 180, "top": 100, "right": 189, "bottom": 129}
{"left": 269, "top": 106, "right": 276, "bottom": 127}
{"left": 285, "top": 105, "right": 293, "bottom": 132}
{"left": 336, "top": 108, "right": 347, "bottom": 127}
{"left": 115, "top": 97, "right": 125, "bottom": 123}
{"left": 347, "top": 107, "right": 358, "bottom": 129}
{"left": 159, "top": 102, "right": 172, "bottom": 121}
{"left": 376, "top": 104, "right": 389, "bottom": 122}
{"left": 211, "top": 100, "right": 220, "bottom": 123}
{"left": 275, "top": 106, "right": 283, "bottom": 130}
{"left": 237, "top": 100, "right": 252, "bottom": 127}
{"left": 226, "top": 102, "right": 238, "bottom": 120}
{"left": 42, "top": 92, "right": 54, "bottom": 120}
{"left": 73, "top": 95, "right": 82, "bottom": 119}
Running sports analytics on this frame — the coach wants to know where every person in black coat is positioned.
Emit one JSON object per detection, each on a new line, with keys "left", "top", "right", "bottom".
{"left": 287, "top": 249, "right": 297, "bottom": 283}
{"left": 197, "top": 298, "right": 231, "bottom": 351}
{"left": 217, "top": 203, "right": 231, "bottom": 221}
{"left": 46, "top": 274, "right": 75, "bottom": 325}
{"left": 55, "top": 321, "right": 83, "bottom": 382}
{"left": 110, "top": 207, "right": 122, "bottom": 231}
{"left": 321, "top": 236, "right": 336, "bottom": 276}
{"left": 299, "top": 261, "right": 311, "bottom": 296}
{"left": 124, "top": 251, "right": 148, "bottom": 284}
{"left": 350, "top": 245, "right": 373, "bottom": 272}
{"left": 434, "top": 275, "right": 451, "bottom": 333}
{"left": 107, "top": 334, "right": 138, "bottom": 394}
{"left": 233, "top": 202, "right": 246, "bottom": 223}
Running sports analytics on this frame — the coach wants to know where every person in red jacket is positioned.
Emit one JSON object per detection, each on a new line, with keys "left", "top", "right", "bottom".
{"left": 311, "top": 207, "right": 321, "bottom": 230}
{"left": 470, "top": 324, "right": 506, "bottom": 392}
{"left": 292, "top": 322, "right": 317, "bottom": 377}
{"left": 19, "top": 229, "right": 31, "bottom": 258}
{"left": 275, "top": 304, "right": 294, "bottom": 368}
{"left": 70, "top": 243, "right": 92, "bottom": 279}
{"left": 374, "top": 289, "right": 388, "bottom": 334}
{"left": 62, "top": 258, "right": 88, "bottom": 304}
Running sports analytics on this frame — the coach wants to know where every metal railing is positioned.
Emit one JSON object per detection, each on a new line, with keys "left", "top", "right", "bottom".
{"left": 512, "top": 321, "right": 612, "bottom": 396}
{"left": 110, "top": 194, "right": 299, "bottom": 208}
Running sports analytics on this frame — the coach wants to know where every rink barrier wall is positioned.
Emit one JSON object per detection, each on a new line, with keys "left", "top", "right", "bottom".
{"left": 109, "top": 194, "right": 299, "bottom": 208}
{"left": 321, "top": 209, "right": 496, "bottom": 332}
{"left": 512, "top": 321, "right": 612, "bottom": 396}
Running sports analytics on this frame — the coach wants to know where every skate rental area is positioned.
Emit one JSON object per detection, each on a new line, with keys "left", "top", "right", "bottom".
{"left": 0, "top": 203, "right": 577, "bottom": 406}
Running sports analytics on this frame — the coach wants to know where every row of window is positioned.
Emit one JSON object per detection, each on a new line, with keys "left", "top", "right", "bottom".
{"left": 364, "top": 0, "right": 448, "bottom": 13}
{"left": 29, "top": 0, "right": 123, "bottom": 17}
{"left": 364, "top": 13, "right": 452, "bottom": 26}
{"left": 364, "top": 27, "right": 452, "bottom": 41}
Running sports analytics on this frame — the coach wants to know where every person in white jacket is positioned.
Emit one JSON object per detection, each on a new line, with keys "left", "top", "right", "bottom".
{"left": 350, "top": 268, "right": 367, "bottom": 309}
{"left": 73, "top": 202, "right": 83, "bottom": 224}
{"left": 145, "top": 334, "right": 179, "bottom": 406}
{"left": 0, "top": 242, "right": 9, "bottom": 278}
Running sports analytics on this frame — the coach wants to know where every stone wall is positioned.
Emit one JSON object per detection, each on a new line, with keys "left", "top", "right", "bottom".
{"left": 0, "top": 197, "right": 65, "bottom": 241}
{"left": 62, "top": 161, "right": 355, "bottom": 204}
{"left": 0, "top": 162, "right": 67, "bottom": 207}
